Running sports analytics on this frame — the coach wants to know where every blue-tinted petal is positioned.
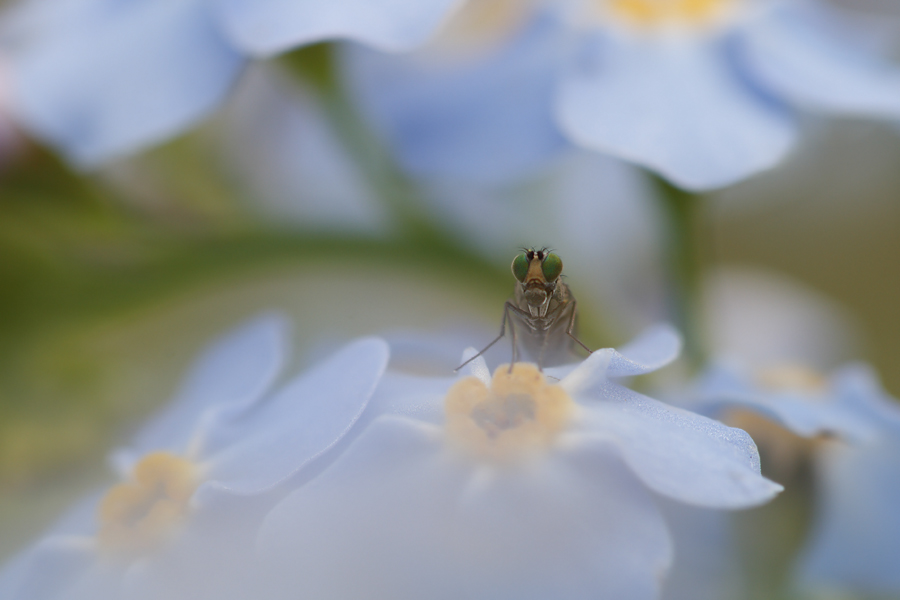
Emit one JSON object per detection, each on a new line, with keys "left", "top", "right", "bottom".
{"left": 196, "top": 337, "right": 389, "bottom": 497}
{"left": 0, "top": 538, "right": 94, "bottom": 600}
{"left": 216, "top": 66, "right": 388, "bottom": 235}
{"left": 607, "top": 323, "right": 682, "bottom": 378}
{"left": 559, "top": 325, "right": 681, "bottom": 394}
{"left": 340, "top": 15, "right": 570, "bottom": 184}
{"left": 215, "top": 0, "right": 463, "bottom": 56}
{"left": 381, "top": 328, "right": 489, "bottom": 375}
{"left": 796, "top": 436, "right": 900, "bottom": 593}
{"left": 567, "top": 382, "right": 782, "bottom": 508}
{"left": 736, "top": 3, "right": 900, "bottom": 118}
{"left": 689, "top": 363, "right": 876, "bottom": 442}
{"left": 126, "top": 314, "right": 289, "bottom": 459}
{"left": 658, "top": 500, "right": 741, "bottom": 600}
{"left": 556, "top": 34, "right": 795, "bottom": 191}
{"left": 9, "top": 0, "right": 244, "bottom": 166}
{"left": 258, "top": 415, "right": 671, "bottom": 600}
{"left": 829, "top": 363, "right": 900, "bottom": 428}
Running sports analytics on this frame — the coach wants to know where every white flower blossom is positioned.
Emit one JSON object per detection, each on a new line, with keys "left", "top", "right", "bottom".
{"left": 256, "top": 325, "right": 781, "bottom": 600}
{"left": 0, "top": 316, "right": 389, "bottom": 600}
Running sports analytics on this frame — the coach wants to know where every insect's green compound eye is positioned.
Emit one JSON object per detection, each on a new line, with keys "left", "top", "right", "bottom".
{"left": 541, "top": 253, "right": 563, "bottom": 281}
{"left": 511, "top": 253, "right": 529, "bottom": 282}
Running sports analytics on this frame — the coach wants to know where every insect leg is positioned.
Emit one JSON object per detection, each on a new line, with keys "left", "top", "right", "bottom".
{"left": 455, "top": 301, "right": 514, "bottom": 372}
{"left": 565, "top": 300, "right": 593, "bottom": 354}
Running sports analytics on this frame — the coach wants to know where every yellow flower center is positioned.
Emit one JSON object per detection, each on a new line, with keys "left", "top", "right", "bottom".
{"left": 755, "top": 365, "right": 827, "bottom": 393}
{"left": 601, "top": 0, "right": 736, "bottom": 28}
{"left": 97, "top": 452, "right": 198, "bottom": 555}
{"left": 429, "top": 0, "right": 530, "bottom": 59}
{"left": 444, "top": 363, "right": 574, "bottom": 462}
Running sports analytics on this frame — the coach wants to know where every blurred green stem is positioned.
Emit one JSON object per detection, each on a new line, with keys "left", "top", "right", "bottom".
{"left": 651, "top": 175, "right": 707, "bottom": 369}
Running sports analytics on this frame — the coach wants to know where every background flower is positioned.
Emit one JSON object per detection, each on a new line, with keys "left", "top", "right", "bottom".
{"left": 0, "top": 317, "right": 390, "bottom": 600}
{"left": 342, "top": 0, "right": 900, "bottom": 189}
{"left": 1, "top": 0, "right": 463, "bottom": 165}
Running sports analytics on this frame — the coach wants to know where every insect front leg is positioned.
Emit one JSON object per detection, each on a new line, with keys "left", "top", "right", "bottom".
{"left": 455, "top": 301, "right": 518, "bottom": 372}
{"left": 565, "top": 300, "right": 593, "bottom": 354}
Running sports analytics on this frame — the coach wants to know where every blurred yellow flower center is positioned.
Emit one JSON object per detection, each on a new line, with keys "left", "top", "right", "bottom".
{"left": 603, "top": 0, "right": 734, "bottom": 27}
{"left": 431, "top": 0, "right": 528, "bottom": 57}
{"left": 756, "top": 365, "right": 827, "bottom": 393}
{"left": 97, "top": 452, "right": 198, "bottom": 554}
{"left": 444, "top": 364, "right": 574, "bottom": 462}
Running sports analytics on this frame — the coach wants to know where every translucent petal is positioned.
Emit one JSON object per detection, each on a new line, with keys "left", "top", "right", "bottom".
{"left": 566, "top": 382, "right": 783, "bottom": 508}
{"left": 555, "top": 34, "right": 795, "bottom": 191}
{"left": 120, "top": 503, "right": 264, "bottom": 600}
{"left": 217, "top": 66, "right": 389, "bottom": 235}
{"left": 216, "top": 0, "right": 463, "bottom": 56}
{"left": 830, "top": 363, "right": 900, "bottom": 428}
{"left": 736, "top": 3, "right": 900, "bottom": 118}
{"left": 607, "top": 323, "right": 682, "bottom": 377}
{"left": 196, "top": 337, "right": 389, "bottom": 496}
{"left": 9, "top": 0, "right": 244, "bottom": 166}
{"left": 364, "top": 371, "right": 452, "bottom": 426}
{"left": 796, "top": 435, "right": 900, "bottom": 593}
{"left": 690, "top": 363, "right": 876, "bottom": 442}
{"left": 658, "top": 500, "right": 741, "bottom": 600}
{"left": 258, "top": 415, "right": 672, "bottom": 600}
{"left": 126, "top": 314, "right": 290, "bottom": 459}
{"left": 340, "top": 16, "right": 570, "bottom": 184}
{"left": 0, "top": 537, "right": 95, "bottom": 600}
{"left": 561, "top": 324, "right": 681, "bottom": 394}
{"left": 379, "top": 328, "right": 487, "bottom": 376}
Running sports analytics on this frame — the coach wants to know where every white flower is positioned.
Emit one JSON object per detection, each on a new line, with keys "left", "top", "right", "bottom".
{"left": 3, "top": 0, "right": 463, "bottom": 165}
{"left": 256, "top": 325, "right": 781, "bottom": 600}
{"left": 0, "top": 316, "right": 389, "bottom": 600}
{"left": 343, "top": 0, "right": 900, "bottom": 189}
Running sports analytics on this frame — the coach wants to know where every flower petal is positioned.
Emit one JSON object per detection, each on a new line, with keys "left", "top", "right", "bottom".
{"left": 690, "top": 363, "right": 876, "bottom": 442}
{"left": 830, "top": 363, "right": 900, "bottom": 428}
{"left": 9, "top": 0, "right": 244, "bottom": 166}
{"left": 126, "top": 314, "right": 290, "bottom": 460}
{"left": 736, "top": 3, "right": 900, "bottom": 118}
{"left": 555, "top": 34, "right": 795, "bottom": 191}
{"left": 217, "top": 66, "right": 389, "bottom": 235}
{"left": 795, "top": 436, "right": 900, "bottom": 593}
{"left": 657, "top": 499, "right": 741, "bottom": 600}
{"left": 607, "top": 323, "right": 682, "bottom": 378}
{"left": 561, "top": 324, "right": 681, "bottom": 394}
{"left": 258, "top": 415, "right": 671, "bottom": 600}
{"left": 567, "top": 382, "right": 783, "bottom": 508}
{"left": 215, "top": 0, "right": 463, "bottom": 56}
{"left": 196, "top": 337, "right": 389, "bottom": 496}
{"left": 0, "top": 537, "right": 95, "bottom": 600}
{"left": 340, "top": 15, "right": 570, "bottom": 184}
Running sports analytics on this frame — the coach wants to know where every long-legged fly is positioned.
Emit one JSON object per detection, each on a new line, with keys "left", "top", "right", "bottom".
{"left": 457, "top": 248, "right": 592, "bottom": 371}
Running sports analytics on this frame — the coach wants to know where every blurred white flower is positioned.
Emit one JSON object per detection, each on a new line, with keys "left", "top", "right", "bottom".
{"left": 666, "top": 268, "right": 900, "bottom": 599}
{"left": 654, "top": 269, "right": 865, "bottom": 599}
{"left": 213, "top": 65, "right": 389, "bottom": 235}
{"left": 1, "top": 0, "right": 463, "bottom": 165}
{"left": 257, "top": 325, "right": 781, "bottom": 600}
{"left": 343, "top": 0, "right": 900, "bottom": 189}
{"left": 0, "top": 316, "right": 389, "bottom": 600}
{"left": 792, "top": 365, "right": 900, "bottom": 596}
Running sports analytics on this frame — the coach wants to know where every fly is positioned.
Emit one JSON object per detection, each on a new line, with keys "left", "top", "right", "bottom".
{"left": 457, "top": 248, "right": 592, "bottom": 371}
